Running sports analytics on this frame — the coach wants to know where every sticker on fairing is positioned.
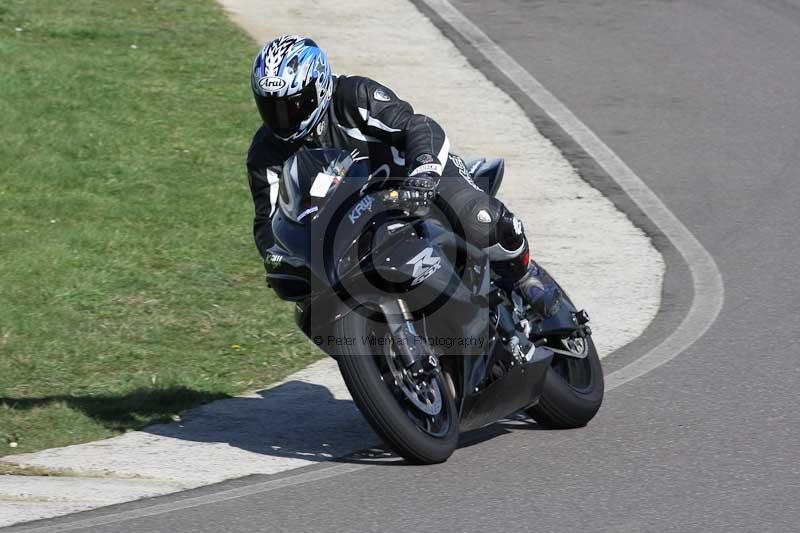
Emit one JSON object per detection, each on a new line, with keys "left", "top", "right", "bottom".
{"left": 297, "top": 206, "right": 319, "bottom": 221}
{"left": 348, "top": 195, "right": 375, "bottom": 223}
{"left": 310, "top": 172, "right": 336, "bottom": 197}
{"left": 407, "top": 247, "right": 443, "bottom": 286}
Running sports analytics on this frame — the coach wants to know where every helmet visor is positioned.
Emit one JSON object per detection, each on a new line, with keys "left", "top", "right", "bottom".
{"left": 256, "top": 83, "right": 319, "bottom": 139}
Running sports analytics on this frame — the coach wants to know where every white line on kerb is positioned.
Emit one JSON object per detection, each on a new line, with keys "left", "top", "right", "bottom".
{"left": 418, "top": 0, "right": 725, "bottom": 392}
{"left": 12, "top": 463, "right": 370, "bottom": 533}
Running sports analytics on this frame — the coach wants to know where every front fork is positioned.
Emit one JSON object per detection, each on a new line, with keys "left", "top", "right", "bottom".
{"left": 379, "top": 298, "right": 440, "bottom": 377}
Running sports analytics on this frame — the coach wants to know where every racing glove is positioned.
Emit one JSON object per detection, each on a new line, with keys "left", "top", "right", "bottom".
{"left": 379, "top": 175, "right": 438, "bottom": 214}
{"left": 402, "top": 175, "right": 438, "bottom": 205}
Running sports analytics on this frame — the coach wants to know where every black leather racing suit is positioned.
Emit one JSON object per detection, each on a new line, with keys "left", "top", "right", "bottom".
{"left": 247, "top": 75, "right": 529, "bottom": 280}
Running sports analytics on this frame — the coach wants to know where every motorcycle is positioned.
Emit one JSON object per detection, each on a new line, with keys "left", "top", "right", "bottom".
{"left": 265, "top": 148, "right": 604, "bottom": 464}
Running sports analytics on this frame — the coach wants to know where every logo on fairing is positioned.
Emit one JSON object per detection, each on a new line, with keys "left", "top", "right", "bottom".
{"left": 407, "top": 247, "right": 442, "bottom": 286}
{"left": 258, "top": 76, "right": 287, "bottom": 93}
{"left": 348, "top": 195, "right": 375, "bottom": 223}
{"left": 298, "top": 206, "right": 319, "bottom": 222}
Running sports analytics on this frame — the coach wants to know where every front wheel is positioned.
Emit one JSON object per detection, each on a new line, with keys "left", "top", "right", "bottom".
{"left": 526, "top": 335, "right": 604, "bottom": 428}
{"left": 335, "top": 311, "right": 459, "bottom": 464}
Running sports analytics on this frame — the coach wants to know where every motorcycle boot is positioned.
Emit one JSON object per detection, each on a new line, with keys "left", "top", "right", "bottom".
{"left": 485, "top": 207, "right": 561, "bottom": 318}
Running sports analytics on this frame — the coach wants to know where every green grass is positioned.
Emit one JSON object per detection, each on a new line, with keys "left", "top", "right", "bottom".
{"left": 0, "top": 0, "right": 320, "bottom": 456}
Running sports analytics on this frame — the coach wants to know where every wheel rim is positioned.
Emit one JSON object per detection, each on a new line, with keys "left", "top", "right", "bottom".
{"left": 550, "top": 336, "right": 594, "bottom": 392}
{"left": 371, "top": 328, "right": 453, "bottom": 438}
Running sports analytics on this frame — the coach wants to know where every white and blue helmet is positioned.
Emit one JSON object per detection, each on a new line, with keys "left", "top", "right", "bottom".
{"left": 252, "top": 35, "right": 333, "bottom": 142}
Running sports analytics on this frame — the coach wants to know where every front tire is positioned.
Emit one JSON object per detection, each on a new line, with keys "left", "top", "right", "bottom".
{"left": 527, "top": 336, "right": 604, "bottom": 428}
{"left": 334, "top": 312, "right": 459, "bottom": 464}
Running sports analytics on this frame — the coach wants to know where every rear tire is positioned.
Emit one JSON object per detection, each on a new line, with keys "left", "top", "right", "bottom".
{"left": 335, "top": 312, "right": 459, "bottom": 464}
{"left": 527, "top": 336, "right": 604, "bottom": 428}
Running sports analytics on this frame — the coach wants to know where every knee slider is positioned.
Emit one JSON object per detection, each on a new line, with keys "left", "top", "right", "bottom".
{"left": 483, "top": 205, "right": 526, "bottom": 260}
{"left": 495, "top": 206, "right": 526, "bottom": 252}
{"left": 487, "top": 206, "right": 530, "bottom": 282}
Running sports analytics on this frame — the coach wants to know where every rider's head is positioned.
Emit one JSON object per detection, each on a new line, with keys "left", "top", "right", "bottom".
{"left": 251, "top": 35, "right": 333, "bottom": 142}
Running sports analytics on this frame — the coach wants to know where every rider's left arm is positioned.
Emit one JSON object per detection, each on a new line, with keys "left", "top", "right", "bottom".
{"left": 343, "top": 76, "right": 451, "bottom": 177}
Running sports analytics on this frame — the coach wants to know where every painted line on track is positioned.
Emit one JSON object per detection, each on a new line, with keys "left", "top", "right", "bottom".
{"left": 415, "top": 0, "right": 725, "bottom": 392}
{"left": 4, "top": 4, "right": 726, "bottom": 532}
{"left": 9, "top": 463, "right": 370, "bottom": 533}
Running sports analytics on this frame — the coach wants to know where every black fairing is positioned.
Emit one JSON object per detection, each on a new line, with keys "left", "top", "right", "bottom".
{"left": 265, "top": 149, "right": 370, "bottom": 300}
{"left": 266, "top": 149, "right": 584, "bottom": 432}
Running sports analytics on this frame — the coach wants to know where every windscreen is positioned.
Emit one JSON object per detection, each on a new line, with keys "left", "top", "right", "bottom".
{"left": 278, "top": 148, "right": 369, "bottom": 224}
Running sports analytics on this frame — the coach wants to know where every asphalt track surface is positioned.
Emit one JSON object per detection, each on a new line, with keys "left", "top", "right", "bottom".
{"left": 9, "top": 1, "right": 800, "bottom": 531}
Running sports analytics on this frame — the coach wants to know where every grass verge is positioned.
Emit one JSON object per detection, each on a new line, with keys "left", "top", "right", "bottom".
{"left": 0, "top": 0, "right": 320, "bottom": 456}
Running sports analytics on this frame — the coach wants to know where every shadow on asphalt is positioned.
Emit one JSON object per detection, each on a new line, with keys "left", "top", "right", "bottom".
{"left": 143, "top": 380, "right": 377, "bottom": 464}
{"left": 4, "top": 380, "right": 549, "bottom": 467}
{"left": 332, "top": 416, "right": 548, "bottom": 467}
{"left": 129, "top": 380, "right": 547, "bottom": 467}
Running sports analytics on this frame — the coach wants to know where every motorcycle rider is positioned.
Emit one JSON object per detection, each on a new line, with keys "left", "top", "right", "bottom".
{"left": 247, "top": 35, "right": 555, "bottom": 314}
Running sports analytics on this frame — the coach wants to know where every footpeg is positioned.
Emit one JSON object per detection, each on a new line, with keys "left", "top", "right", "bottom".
{"left": 573, "top": 309, "right": 590, "bottom": 325}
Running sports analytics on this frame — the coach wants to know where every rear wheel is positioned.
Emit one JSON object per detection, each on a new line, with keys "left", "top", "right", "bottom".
{"left": 526, "top": 335, "right": 604, "bottom": 428}
{"left": 335, "top": 311, "right": 459, "bottom": 464}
